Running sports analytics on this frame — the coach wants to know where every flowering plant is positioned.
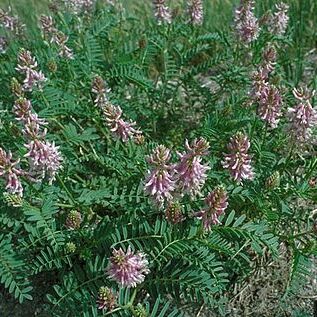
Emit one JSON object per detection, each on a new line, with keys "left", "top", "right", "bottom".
{"left": 0, "top": 0, "right": 316, "bottom": 316}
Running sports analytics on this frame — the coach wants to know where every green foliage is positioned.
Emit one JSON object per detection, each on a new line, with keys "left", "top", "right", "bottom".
{"left": 0, "top": 0, "right": 316, "bottom": 316}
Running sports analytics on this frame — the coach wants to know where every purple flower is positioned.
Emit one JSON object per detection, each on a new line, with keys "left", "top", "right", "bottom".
{"left": 258, "top": 84, "right": 282, "bottom": 128}
{"left": 0, "top": 8, "right": 25, "bottom": 35}
{"left": 97, "top": 286, "right": 116, "bottom": 311}
{"left": 195, "top": 186, "right": 228, "bottom": 230}
{"left": 153, "top": 0, "right": 172, "bottom": 25}
{"left": 107, "top": 247, "right": 149, "bottom": 288}
{"left": 13, "top": 97, "right": 32, "bottom": 122}
{"left": 261, "top": 45, "right": 277, "bottom": 77}
{"left": 24, "top": 140, "right": 62, "bottom": 183}
{"left": 0, "top": 148, "right": 23, "bottom": 197}
{"left": 39, "top": 16, "right": 73, "bottom": 60}
{"left": 287, "top": 87, "right": 317, "bottom": 144}
{"left": 222, "top": 132, "right": 254, "bottom": 183}
{"left": 102, "top": 104, "right": 141, "bottom": 142}
{"left": 16, "top": 49, "right": 46, "bottom": 91}
{"left": 234, "top": 0, "right": 259, "bottom": 44}
{"left": 92, "top": 76, "right": 110, "bottom": 107}
{"left": 144, "top": 145, "right": 176, "bottom": 206}
{"left": 268, "top": 2, "right": 289, "bottom": 36}
{"left": 250, "top": 67, "right": 269, "bottom": 100}
{"left": 188, "top": 0, "right": 204, "bottom": 26}
{"left": 39, "top": 15, "right": 56, "bottom": 38}
{"left": 175, "top": 138, "right": 210, "bottom": 197}
{"left": 64, "top": 0, "right": 95, "bottom": 14}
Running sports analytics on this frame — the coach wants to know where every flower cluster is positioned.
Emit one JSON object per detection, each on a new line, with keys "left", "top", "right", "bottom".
{"left": 222, "top": 132, "right": 254, "bottom": 183}
{"left": 144, "top": 145, "right": 176, "bottom": 206}
{"left": 268, "top": 2, "right": 289, "bottom": 36}
{"left": 96, "top": 287, "right": 116, "bottom": 311}
{"left": 195, "top": 186, "right": 228, "bottom": 230}
{"left": 261, "top": 45, "right": 277, "bottom": 78}
{"left": 257, "top": 84, "right": 282, "bottom": 128}
{"left": 234, "top": 0, "right": 259, "bottom": 44}
{"left": 64, "top": 0, "right": 95, "bottom": 15}
{"left": 176, "top": 138, "right": 210, "bottom": 196}
{"left": 153, "top": 0, "right": 172, "bottom": 25}
{"left": 16, "top": 49, "right": 46, "bottom": 91}
{"left": 188, "top": 0, "right": 204, "bottom": 25}
{"left": 145, "top": 138, "right": 210, "bottom": 206}
{"left": 13, "top": 97, "right": 63, "bottom": 183}
{"left": 102, "top": 104, "right": 142, "bottom": 142}
{"left": 249, "top": 45, "right": 282, "bottom": 128}
{"left": 92, "top": 76, "right": 110, "bottom": 107}
{"left": 107, "top": 247, "right": 150, "bottom": 288}
{"left": 92, "top": 76, "right": 142, "bottom": 142}
{"left": 39, "top": 15, "right": 73, "bottom": 59}
{"left": 0, "top": 8, "right": 24, "bottom": 35}
{"left": 0, "top": 148, "right": 23, "bottom": 197}
{"left": 287, "top": 87, "right": 317, "bottom": 144}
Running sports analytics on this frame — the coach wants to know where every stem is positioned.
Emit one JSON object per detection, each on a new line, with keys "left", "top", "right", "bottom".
{"left": 56, "top": 174, "right": 77, "bottom": 206}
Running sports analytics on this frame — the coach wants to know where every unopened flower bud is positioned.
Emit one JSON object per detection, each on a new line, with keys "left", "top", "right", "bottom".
{"left": 65, "top": 242, "right": 77, "bottom": 254}
{"left": 65, "top": 210, "right": 82, "bottom": 230}
{"left": 97, "top": 286, "right": 116, "bottom": 311}
{"left": 265, "top": 171, "right": 280, "bottom": 189}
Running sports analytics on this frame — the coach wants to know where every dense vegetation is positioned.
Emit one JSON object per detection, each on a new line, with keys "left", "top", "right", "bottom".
{"left": 0, "top": 0, "right": 316, "bottom": 316}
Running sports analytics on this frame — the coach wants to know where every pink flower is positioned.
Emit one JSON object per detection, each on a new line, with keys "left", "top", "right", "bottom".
{"left": 107, "top": 247, "right": 150, "bottom": 288}
{"left": 39, "top": 15, "right": 56, "bottom": 38}
{"left": 52, "top": 32, "right": 74, "bottom": 60}
{"left": 13, "top": 97, "right": 32, "bottom": 122}
{"left": 0, "top": 8, "right": 25, "bottom": 35}
{"left": 153, "top": 0, "right": 172, "bottom": 24}
{"left": 234, "top": 0, "right": 259, "bottom": 44}
{"left": 25, "top": 140, "right": 62, "bottom": 183}
{"left": 64, "top": 0, "right": 95, "bottom": 14}
{"left": 250, "top": 67, "right": 269, "bottom": 100}
{"left": 188, "top": 0, "right": 204, "bottom": 25}
{"left": 258, "top": 84, "right": 282, "bottom": 128}
{"left": 92, "top": 76, "right": 110, "bottom": 107}
{"left": 0, "top": 148, "right": 23, "bottom": 197}
{"left": 175, "top": 138, "right": 210, "bottom": 197}
{"left": 222, "top": 132, "right": 254, "bottom": 183}
{"left": 287, "top": 87, "right": 317, "bottom": 144}
{"left": 195, "top": 186, "right": 228, "bottom": 230}
{"left": 97, "top": 286, "right": 116, "bottom": 311}
{"left": 261, "top": 45, "right": 277, "bottom": 77}
{"left": 16, "top": 49, "right": 46, "bottom": 91}
{"left": 268, "top": 2, "right": 289, "bottom": 36}
{"left": 144, "top": 145, "right": 176, "bottom": 206}
{"left": 102, "top": 104, "right": 141, "bottom": 142}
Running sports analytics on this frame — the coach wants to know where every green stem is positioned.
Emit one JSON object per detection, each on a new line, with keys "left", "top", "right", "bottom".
{"left": 56, "top": 174, "right": 77, "bottom": 206}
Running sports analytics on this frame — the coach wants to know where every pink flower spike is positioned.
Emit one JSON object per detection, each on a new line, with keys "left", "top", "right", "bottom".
{"left": 222, "top": 132, "right": 254, "bottom": 183}
{"left": 144, "top": 145, "right": 176, "bottom": 206}
{"left": 0, "top": 148, "right": 23, "bottom": 197}
{"left": 234, "top": 0, "right": 259, "bottom": 44}
{"left": 188, "top": 0, "right": 204, "bottom": 26}
{"left": 194, "top": 186, "right": 228, "bottom": 230}
{"left": 257, "top": 84, "right": 282, "bottom": 128}
{"left": 153, "top": 0, "right": 172, "bottom": 25}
